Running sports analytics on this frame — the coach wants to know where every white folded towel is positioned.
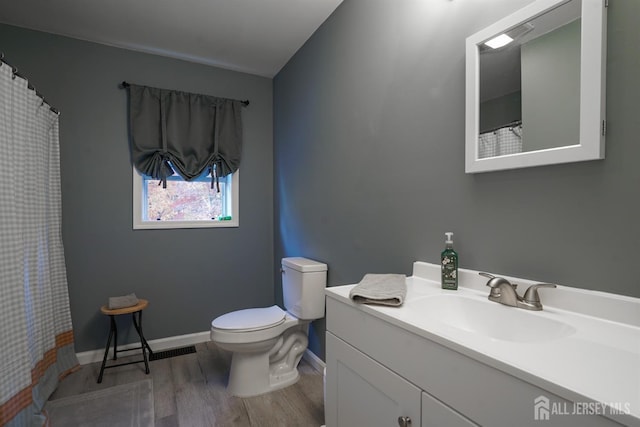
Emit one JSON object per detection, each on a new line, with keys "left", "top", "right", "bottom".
{"left": 349, "top": 274, "right": 407, "bottom": 307}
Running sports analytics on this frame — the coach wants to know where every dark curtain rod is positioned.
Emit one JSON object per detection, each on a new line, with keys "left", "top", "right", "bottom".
{"left": 0, "top": 52, "right": 60, "bottom": 115}
{"left": 480, "top": 119, "right": 522, "bottom": 134}
{"left": 119, "top": 81, "right": 249, "bottom": 107}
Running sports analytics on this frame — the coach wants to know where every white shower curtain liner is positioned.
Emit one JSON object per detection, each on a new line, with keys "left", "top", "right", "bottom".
{"left": 479, "top": 124, "right": 523, "bottom": 159}
{"left": 0, "top": 62, "right": 78, "bottom": 426}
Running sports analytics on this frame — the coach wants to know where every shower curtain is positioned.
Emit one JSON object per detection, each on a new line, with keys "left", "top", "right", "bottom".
{"left": 0, "top": 62, "right": 78, "bottom": 426}
{"left": 478, "top": 124, "right": 523, "bottom": 158}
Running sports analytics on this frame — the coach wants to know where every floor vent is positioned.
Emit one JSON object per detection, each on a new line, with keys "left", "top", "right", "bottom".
{"left": 149, "top": 345, "right": 196, "bottom": 361}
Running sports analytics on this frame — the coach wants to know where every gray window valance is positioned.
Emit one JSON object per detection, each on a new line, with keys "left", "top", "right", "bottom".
{"left": 128, "top": 83, "right": 243, "bottom": 188}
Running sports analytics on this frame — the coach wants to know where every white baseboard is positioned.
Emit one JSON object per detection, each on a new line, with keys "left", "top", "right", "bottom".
{"left": 76, "top": 331, "right": 211, "bottom": 365}
{"left": 77, "top": 330, "right": 328, "bottom": 371}
{"left": 302, "top": 348, "right": 326, "bottom": 374}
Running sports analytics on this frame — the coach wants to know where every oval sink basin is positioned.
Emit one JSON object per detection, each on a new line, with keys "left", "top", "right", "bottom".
{"left": 407, "top": 294, "right": 576, "bottom": 343}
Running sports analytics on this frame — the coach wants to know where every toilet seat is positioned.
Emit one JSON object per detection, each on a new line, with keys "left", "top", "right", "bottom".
{"left": 211, "top": 305, "right": 286, "bottom": 332}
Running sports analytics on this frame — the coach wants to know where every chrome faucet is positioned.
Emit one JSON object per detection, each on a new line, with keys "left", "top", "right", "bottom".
{"left": 479, "top": 272, "right": 556, "bottom": 311}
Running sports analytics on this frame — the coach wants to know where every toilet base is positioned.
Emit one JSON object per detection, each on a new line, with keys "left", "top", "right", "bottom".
{"left": 227, "top": 353, "right": 301, "bottom": 397}
{"left": 225, "top": 326, "right": 308, "bottom": 397}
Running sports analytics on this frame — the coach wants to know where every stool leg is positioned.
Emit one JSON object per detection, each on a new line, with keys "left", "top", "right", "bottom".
{"left": 112, "top": 315, "right": 118, "bottom": 360}
{"left": 134, "top": 309, "right": 153, "bottom": 356}
{"left": 97, "top": 316, "right": 116, "bottom": 383}
{"left": 133, "top": 311, "right": 150, "bottom": 374}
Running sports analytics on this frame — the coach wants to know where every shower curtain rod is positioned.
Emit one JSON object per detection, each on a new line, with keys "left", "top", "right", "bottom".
{"left": 0, "top": 52, "right": 60, "bottom": 115}
{"left": 481, "top": 119, "right": 522, "bottom": 134}
{"left": 119, "top": 81, "right": 250, "bottom": 106}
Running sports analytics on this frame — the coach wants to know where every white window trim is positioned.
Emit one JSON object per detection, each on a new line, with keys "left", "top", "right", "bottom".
{"left": 132, "top": 167, "right": 239, "bottom": 230}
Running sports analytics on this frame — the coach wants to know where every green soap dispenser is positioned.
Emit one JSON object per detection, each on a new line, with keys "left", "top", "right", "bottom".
{"left": 441, "top": 232, "right": 458, "bottom": 290}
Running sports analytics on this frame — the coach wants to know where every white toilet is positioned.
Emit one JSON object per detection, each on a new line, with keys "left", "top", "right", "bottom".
{"left": 210, "top": 257, "right": 327, "bottom": 397}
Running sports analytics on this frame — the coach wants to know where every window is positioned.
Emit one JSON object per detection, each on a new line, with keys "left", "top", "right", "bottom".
{"left": 133, "top": 166, "right": 239, "bottom": 229}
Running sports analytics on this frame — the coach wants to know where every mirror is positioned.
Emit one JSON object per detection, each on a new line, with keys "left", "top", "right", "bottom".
{"left": 465, "top": 0, "right": 607, "bottom": 173}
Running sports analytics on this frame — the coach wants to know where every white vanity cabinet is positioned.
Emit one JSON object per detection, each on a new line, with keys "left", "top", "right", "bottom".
{"left": 326, "top": 332, "right": 421, "bottom": 427}
{"left": 324, "top": 289, "right": 628, "bottom": 427}
{"left": 326, "top": 332, "right": 477, "bottom": 427}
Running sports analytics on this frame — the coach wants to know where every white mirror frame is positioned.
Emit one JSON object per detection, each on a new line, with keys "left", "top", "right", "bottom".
{"left": 465, "top": 0, "right": 607, "bottom": 173}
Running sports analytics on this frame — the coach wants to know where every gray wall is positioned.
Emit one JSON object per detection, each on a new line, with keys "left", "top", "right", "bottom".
{"left": 274, "top": 0, "right": 640, "bottom": 359}
{"left": 2, "top": 0, "right": 638, "bottom": 361}
{"left": 522, "top": 19, "right": 581, "bottom": 151}
{"left": 0, "top": 24, "right": 274, "bottom": 352}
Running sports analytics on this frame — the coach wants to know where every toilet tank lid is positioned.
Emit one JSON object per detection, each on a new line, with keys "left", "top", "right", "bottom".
{"left": 282, "top": 257, "right": 327, "bottom": 272}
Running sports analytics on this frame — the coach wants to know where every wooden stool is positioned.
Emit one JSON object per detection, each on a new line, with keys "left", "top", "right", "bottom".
{"left": 97, "top": 299, "right": 153, "bottom": 383}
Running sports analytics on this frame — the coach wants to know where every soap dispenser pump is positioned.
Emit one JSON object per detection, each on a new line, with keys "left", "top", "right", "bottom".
{"left": 441, "top": 232, "right": 458, "bottom": 290}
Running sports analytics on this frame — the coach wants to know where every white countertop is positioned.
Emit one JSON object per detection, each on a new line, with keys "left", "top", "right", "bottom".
{"left": 325, "top": 262, "right": 640, "bottom": 424}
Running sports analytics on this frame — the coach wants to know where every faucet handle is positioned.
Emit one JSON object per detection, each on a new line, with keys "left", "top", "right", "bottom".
{"left": 480, "top": 272, "right": 519, "bottom": 291}
{"left": 479, "top": 273, "right": 515, "bottom": 299}
{"left": 480, "top": 273, "right": 511, "bottom": 289}
{"left": 523, "top": 283, "right": 557, "bottom": 304}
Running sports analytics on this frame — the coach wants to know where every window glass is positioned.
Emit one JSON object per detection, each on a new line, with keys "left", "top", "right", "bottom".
{"left": 133, "top": 166, "right": 238, "bottom": 229}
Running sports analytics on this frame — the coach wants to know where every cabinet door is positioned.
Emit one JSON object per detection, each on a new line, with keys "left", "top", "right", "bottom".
{"left": 325, "top": 332, "right": 421, "bottom": 427}
{"left": 422, "top": 391, "right": 478, "bottom": 427}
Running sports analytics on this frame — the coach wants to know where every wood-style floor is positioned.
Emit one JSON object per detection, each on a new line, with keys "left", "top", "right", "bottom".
{"left": 49, "top": 342, "right": 325, "bottom": 427}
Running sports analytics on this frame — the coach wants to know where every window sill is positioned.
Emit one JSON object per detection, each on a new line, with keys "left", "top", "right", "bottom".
{"left": 133, "top": 219, "right": 239, "bottom": 230}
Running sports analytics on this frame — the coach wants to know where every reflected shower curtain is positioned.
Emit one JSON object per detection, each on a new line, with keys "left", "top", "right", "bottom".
{"left": 0, "top": 63, "right": 78, "bottom": 426}
{"left": 478, "top": 124, "right": 523, "bottom": 158}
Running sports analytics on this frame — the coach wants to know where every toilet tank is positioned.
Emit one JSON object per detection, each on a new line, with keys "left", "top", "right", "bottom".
{"left": 281, "top": 257, "right": 328, "bottom": 320}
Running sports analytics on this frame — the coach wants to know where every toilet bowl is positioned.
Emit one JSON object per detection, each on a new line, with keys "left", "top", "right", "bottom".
{"left": 211, "top": 305, "right": 309, "bottom": 397}
{"left": 210, "top": 257, "right": 327, "bottom": 397}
